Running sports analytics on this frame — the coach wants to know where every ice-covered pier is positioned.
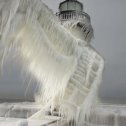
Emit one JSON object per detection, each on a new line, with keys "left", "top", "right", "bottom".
{"left": 0, "top": 102, "right": 126, "bottom": 126}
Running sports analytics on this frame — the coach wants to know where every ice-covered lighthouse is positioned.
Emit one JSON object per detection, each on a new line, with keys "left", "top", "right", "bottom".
{"left": 56, "top": 0, "right": 93, "bottom": 42}
{"left": 0, "top": 0, "right": 104, "bottom": 125}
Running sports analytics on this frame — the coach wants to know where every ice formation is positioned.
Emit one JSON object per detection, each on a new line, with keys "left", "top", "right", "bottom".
{"left": 0, "top": 0, "right": 104, "bottom": 125}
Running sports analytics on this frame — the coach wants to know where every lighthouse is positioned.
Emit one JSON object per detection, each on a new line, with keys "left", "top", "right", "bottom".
{"left": 56, "top": 0, "right": 93, "bottom": 43}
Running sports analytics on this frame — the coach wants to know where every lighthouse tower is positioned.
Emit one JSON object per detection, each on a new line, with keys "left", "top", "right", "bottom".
{"left": 56, "top": 0, "right": 93, "bottom": 43}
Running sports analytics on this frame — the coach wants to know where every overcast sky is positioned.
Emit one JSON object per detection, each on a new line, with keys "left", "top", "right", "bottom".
{"left": 0, "top": 0, "right": 126, "bottom": 103}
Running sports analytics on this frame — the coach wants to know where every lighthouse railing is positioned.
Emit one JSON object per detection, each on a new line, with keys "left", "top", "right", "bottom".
{"left": 56, "top": 11, "right": 90, "bottom": 22}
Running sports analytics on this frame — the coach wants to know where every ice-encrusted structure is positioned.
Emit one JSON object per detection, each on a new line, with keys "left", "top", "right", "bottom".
{"left": 0, "top": 0, "right": 104, "bottom": 125}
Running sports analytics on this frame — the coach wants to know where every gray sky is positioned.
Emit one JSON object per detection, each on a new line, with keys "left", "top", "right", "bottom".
{"left": 0, "top": 0, "right": 126, "bottom": 103}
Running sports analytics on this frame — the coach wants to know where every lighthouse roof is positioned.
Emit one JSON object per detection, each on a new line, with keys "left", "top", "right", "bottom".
{"left": 59, "top": 0, "right": 83, "bottom": 12}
